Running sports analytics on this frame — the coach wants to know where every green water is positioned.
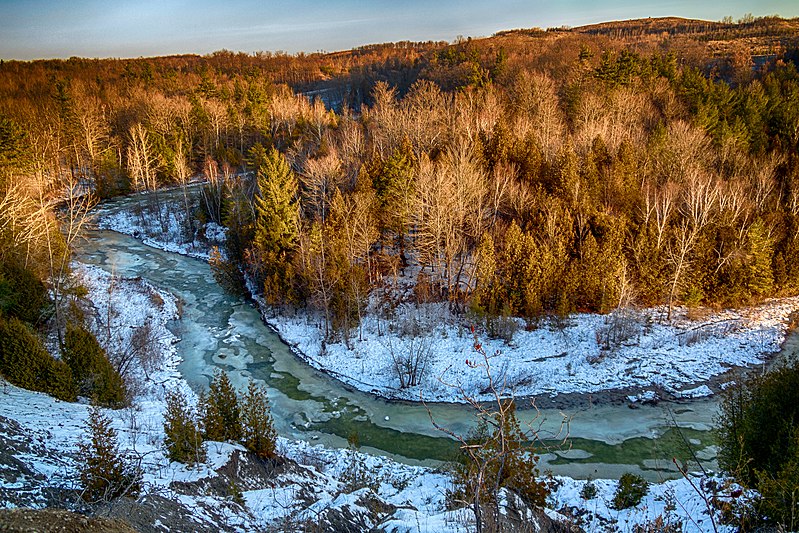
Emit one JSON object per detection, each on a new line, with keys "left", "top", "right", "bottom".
{"left": 78, "top": 192, "right": 729, "bottom": 479}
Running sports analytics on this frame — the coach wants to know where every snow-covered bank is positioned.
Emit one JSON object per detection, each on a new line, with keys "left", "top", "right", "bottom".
{"left": 0, "top": 382, "right": 740, "bottom": 532}
{"left": 95, "top": 194, "right": 225, "bottom": 261}
{"left": 95, "top": 194, "right": 799, "bottom": 404}
{"left": 264, "top": 296, "right": 798, "bottom": 403}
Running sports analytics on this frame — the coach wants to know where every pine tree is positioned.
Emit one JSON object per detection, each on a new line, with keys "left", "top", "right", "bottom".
{"left": 202, "top": 370, "right": 242, "bottom": 442}
{"left": 163, "top": 388, "right": 206, "bottom": 465}
{"left": 744, "top": 219, "right": 774, "bottom": 297}
{"left": 252, "top": 147, "right": 299, "bottom": 305}
{"left": 240, "top": 380, "right": 278, "bottom": 459}
{"left": 78, "top": 406, "right": 141, "bottom": 502}
{"left": 63, "top": 323, "right": 127, "bottom": 408}
{"left": 372, "top": 142, "right": 416, "bottom": 264}
{"left": 0, "top": 315, "right": 76, "bottom": 402}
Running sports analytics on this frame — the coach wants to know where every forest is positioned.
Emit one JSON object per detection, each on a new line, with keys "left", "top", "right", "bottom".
{"left": 3, "top": 14, "right": 799, "bottom": 531}
{"left": 2, "top": 16, "right": 799, "bottom": 342}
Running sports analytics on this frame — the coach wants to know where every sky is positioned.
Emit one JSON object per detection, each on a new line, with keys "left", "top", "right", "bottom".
{"left": 1, "top": 0, "right": 797, "bottom": 60}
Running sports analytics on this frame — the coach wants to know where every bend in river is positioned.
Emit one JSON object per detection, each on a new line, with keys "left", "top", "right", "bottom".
{"left": 76, "top": 196, "right": 782, "bottom": 480}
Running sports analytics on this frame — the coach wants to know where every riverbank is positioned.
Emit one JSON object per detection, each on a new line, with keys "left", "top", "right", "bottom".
{"left": 0, "top": 257, "right": 737, "bottom": 532}
{"left": 96, "top": 195, "right": 799, "bottom": 407}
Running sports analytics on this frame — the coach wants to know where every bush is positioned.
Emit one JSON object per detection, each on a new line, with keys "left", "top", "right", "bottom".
{"left": 580, "top": 478, "right": 598, "bottom": 500}
{"left": 78, "top": 406, "right": 141, "bottom": 502}
{"left": 717, "top": 367, "right": 799, "bottom": 485}
{"left": 0, "top": 260, "right": 51, "bottom": 325}
{"left": 612, "top": 473, "right": 648, "bottom": 510}
{"left": 201, "top": 370, "right": 242, "bottom": 442}
{"left": 0, "top": 315, "right": 76, "bottom": 402}
{"left": 756, "top": 454, "right": 799, "bottom": 531}
{"left": 452, "top": 400, "right": 548, "bottom": 510}
{"left": 716, "top": 365, "right": 799, "bottom": 527}
{"left": 240, "top": 380, "right": 278, "bottom": 459}
{"left": 163, "top": 388, "right": 206, "bottom": 465}
{"left": 209, "top": 247, "right": 245, "bottom": 297}
{"left": 63, "top": 323, "right": 127, "bottom": 408}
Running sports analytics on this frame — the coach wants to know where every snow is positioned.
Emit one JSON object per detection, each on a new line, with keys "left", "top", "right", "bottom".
{"left": 264, "top": 296, "right": 797, "bottom": 403}
{"left": 95, "top": 191, "right": 799, "bottom": 405}
{"left": 3, "top": 193, "right": 776, "bottom": 529}
{"left": 94, "top": 193, "right": 222, "bottom": 261}
{"left": 674, "top": 385, "right": 714, "bottom": 399}
{"left": 549, "top": 475, "right": 741, "bottom": 532}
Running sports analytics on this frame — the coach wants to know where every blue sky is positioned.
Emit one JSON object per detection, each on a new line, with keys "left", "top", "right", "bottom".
{"left": 1, "top": 0, "right": 797, "bottom": 60}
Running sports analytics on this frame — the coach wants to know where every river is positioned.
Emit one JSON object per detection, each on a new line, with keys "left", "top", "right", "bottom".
{"left": 75, "top": 196, "right": 791, "bottom": 481}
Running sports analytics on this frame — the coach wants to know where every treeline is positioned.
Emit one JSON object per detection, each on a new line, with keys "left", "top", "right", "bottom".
{"left": 216, "top": 43, "right": 799, "bottom": 338}
{"left": 2, "top": 21, "right": 799, "bottom": 342}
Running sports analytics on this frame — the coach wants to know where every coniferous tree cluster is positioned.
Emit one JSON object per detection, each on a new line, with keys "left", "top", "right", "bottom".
{"left": 163, "top": 372, "right": 278, "bottom": 465}
{"left": 63, "top": 323, "right": 127, "bottom": 408}
{"left": 716, "top": 365, "right": 799, "bottom": 528}
{"left": 0, "top": 315, "right": 76, "bottom": 402}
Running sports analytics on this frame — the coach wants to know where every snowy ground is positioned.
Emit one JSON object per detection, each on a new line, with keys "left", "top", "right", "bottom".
{"left": 7, "top": 194, "right": 773, "bottom": 529}
{"left": 97, "top": 196, "right": 799, "bottom": 405}
{"left": 0, "top": 382, "right": 742, "bottom": 532}
{"left": 266, "top": 291, "right": 798, "bottom": 404}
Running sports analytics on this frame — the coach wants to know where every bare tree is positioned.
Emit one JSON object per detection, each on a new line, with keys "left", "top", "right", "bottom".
{"left": 300, "top": 149, "right": 343, "bottom": 222}
{"left": 426, "top": 331, "right": 568, "bottom": 532}
{"left": 414, "top": 143, "right": 487, "bottom": 302}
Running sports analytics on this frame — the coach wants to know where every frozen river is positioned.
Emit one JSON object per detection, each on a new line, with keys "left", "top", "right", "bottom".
{"left": 75, "top": 196, "right": 747, "bottom": 480}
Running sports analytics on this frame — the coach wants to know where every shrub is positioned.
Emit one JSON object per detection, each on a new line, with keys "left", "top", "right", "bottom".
{"left": 612, "top": 473, "right": 649, "bottom": 510}
{"left": 0, "top": 260, "right": 51, "bottom": 325}
{"left": 580, "top": 478, "right": 598, "bottom": 500}
{"left": 717, "top": 367, "right": 799, "bottom": 485}
{"left": 755, "top": 454, "right": 799, "bottom": 531}
{"left": 209, "top": 247, "right": 245, "bottom": 297}
{"left": 63, "top": 323, "right": 127, "bottom": 408}
{"left": 201, "top": 370, "right": 242, "bottom": 442}
{"left": 0, "top": 315, "right": 76, "bottom": 402}
{"left": 78, "top": 406, "right": 141, "bottom": 502}
{"left": 240, "top": 380, "right": 278, "bottom": 459}
{"left": 163, "top": 388, "right": 206, "bottom": 465}
{"left": 716, "top": 365, "right": 799, "bottom": 527}
{"left": 452, "top": 401, "right": 548, "bottom": 510}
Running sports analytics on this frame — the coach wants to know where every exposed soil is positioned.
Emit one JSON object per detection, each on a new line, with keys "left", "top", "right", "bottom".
{"left": 0, "top": 509, "right": 137, "bottom": 533}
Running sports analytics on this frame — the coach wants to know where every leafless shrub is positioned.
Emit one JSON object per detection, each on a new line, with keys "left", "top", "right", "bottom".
{"left": 596, "top": 308, "right": 642, "bottom": 351}
{"left": 383, "top": 313, "right": 434, "bottom": 389}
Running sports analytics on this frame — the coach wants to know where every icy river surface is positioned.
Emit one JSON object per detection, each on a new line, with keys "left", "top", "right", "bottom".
{"left": 76, "top": 209, "right": 741, "bottom": 481}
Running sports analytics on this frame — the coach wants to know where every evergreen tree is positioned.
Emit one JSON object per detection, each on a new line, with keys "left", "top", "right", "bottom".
{"left": 63, "top": 323, "right": 127, "bottom": 408}
{"left": 0, "top": 259, "right": 51, "bottom": 325}
{"left": 202, "top": 370, "right": 242, "bottom": 442}
{"left": 0, "top": 315, "right": 76, "bottom": 402}
{"left": 163, "top": 388, "right": 206, "bottom": 465}
{"left": 78, "top": 406, "right": 141, "bottom": 502}
{"left": 252, "top": 147, "right": 299, "bottom": 305}
{"left": 240, "top": 380, "right": 278, "bottom": 459}
{"left": 744, "top": 219, "right": 774, "bottom": 297}
{"left": 473, "top": 233, "right": 497, "bottom": 315}
{"left": 372, "top": 142, "right": 416, "bottom": 264}
{"left": 717, "top": 365, "right": 799, "bottom": 527}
